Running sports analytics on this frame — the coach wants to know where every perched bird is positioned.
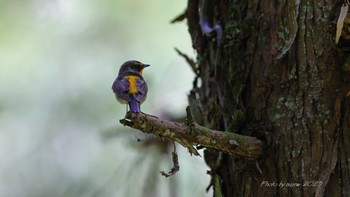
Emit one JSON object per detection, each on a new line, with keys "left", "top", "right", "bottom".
{"left": 112, "top": 60, "right": 150, "bottom": 113}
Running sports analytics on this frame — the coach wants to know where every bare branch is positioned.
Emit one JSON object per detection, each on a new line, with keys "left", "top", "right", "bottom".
{"left": 170, "top": 11, "right": 187, "bottom": 23}
{"left": 160, "top": 142, "right": 179, "bottom": 177}
{"left": 119, "top": 108, "right": 265, "bottom": 160}
{"left": 174, "top": 48, "right": 197, "bottom": 74}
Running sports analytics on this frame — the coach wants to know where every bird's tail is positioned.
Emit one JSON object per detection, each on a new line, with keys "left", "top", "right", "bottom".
{"left": 129, "top": 95, "right": 141, "bottom": 113}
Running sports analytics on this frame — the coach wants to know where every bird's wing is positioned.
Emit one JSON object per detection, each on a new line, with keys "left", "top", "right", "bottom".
{"left": 135, "top": 78, "right": 148, "bottom": 103}
{"left": 112, "top": 77, "right": 130, "bottom": 101}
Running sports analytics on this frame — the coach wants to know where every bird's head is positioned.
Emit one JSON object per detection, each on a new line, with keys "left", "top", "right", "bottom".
{"left": 119, "top": 60, "right": 150, "bottom": 75}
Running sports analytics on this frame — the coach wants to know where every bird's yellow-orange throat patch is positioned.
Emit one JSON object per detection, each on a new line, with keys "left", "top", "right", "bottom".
{"left": 124, "top": 75, "right": 140, "bottom": 93}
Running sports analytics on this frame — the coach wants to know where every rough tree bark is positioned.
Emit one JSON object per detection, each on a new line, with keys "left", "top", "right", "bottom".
{"left": 185, "top": 0, "right": 350, "bottom": 196}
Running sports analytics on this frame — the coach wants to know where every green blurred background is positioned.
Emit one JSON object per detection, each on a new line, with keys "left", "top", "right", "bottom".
{"left": 0, "top": 0, "right": 211, "bottom": 196}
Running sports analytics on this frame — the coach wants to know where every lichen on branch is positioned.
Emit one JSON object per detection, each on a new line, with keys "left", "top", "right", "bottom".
{"left": 119, "top": 107, "right": 265, "bottom": 160}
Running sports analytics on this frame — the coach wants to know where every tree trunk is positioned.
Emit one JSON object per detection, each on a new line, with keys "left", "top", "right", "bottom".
{"left": 186, "top": 0, "right": 350, "bottom": 196}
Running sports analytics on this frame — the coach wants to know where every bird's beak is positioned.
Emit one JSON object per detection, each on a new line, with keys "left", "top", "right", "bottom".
{"left": 139, "top": 64, "right": 150, "bottom": 75}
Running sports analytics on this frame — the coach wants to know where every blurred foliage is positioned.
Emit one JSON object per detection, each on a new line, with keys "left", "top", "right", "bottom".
{"left": 0, "top": 0, "right": 211, "bottom": 196}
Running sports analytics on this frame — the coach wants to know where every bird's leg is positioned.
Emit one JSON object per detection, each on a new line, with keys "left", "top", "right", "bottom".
{"left": 123, "top": 104, "right": 129, "bottom": 118}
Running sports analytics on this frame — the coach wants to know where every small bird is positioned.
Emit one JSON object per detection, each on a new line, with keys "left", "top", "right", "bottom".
{"left": 112, "top": 60, "right": 150, "bottom": 113}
